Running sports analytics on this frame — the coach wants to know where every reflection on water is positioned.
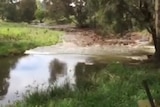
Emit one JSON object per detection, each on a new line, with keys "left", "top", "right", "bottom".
{"left": 0, "top": 55, "right": 53, "bottom": 105}
{"left": 0, "top": 54, "right": 137, "bottom": 105}
{"left": 49, "top": 59, "right": 76, "bottom": 90}
{"left": 0, "top": 54, "right": 93, "bottom": 105}
{"left": 0, "top": 56, "right": 18, "bottom": 101}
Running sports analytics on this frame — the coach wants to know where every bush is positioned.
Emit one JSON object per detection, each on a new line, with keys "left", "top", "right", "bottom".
{"left": 4, "top": 4, "right": 20, "bottom": 22}
{"left": 35, "top": 9, "right": 46, "bottom": 23}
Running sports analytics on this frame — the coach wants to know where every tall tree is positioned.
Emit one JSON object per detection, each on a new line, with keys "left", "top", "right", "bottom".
{"left": 19, "top": 0, "right": 37, "bottom": 23}
{"left": 155, "top": 0, "right": 160, "bottom": 60}
{"left": 71, "top": 0, "right": 88, "bottom": 27}
{"left": 0, "top": 0, "right": 5, "bottom": 20}
{"left": 123, "top": 0, "right": 160, "bottom": 60}
{"left": 45, "top": 0, "right": 73, "bottom": 23}
{"left": 85, "top": 0, "right": 160, "bottom": 60}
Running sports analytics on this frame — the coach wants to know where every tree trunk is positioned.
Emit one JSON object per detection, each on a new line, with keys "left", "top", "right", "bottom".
{"left": 154, "top": 0, "right": 160, "bottom": 60}
{"left": 154, "top": 38, "right": 160, "bottom": 60}
{"left": 150, "top": 27, "right": 157, "bottom": 50}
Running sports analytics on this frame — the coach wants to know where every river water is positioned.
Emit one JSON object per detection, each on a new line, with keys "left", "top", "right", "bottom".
{"left": 0, "top": 54, "right": 142, "bottom": 105}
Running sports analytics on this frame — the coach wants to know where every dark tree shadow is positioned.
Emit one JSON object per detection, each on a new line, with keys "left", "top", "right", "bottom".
{"left": 0, "top": 56, "right": 20, "bottom": 100}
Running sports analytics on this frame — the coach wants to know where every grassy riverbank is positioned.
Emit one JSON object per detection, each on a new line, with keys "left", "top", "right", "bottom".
{"left": 0, "top": 21, "right": 63, "bottom": 56}
{"left": 14, "top": 63, "right": 160, "bottom": 107}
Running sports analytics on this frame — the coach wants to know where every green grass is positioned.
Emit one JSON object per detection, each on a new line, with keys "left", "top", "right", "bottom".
{"left": 12, "top": 63, "right": 160, "bottom": 107}
{"left": 0, "top": 21, "right": 63, "bottom": 56}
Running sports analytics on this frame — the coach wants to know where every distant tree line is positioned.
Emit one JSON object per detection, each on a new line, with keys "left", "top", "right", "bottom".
{"left": 0, "top": 0, "right": 37, "bottom": 23}
{"left": 0, "top": 0, "right": 155, "bottom": 33}
{"left": 38, "top": 0, "right": 155, "bottom": 34}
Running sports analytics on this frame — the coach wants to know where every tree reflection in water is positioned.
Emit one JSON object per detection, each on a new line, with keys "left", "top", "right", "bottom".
{"left": 49, "top": 58, "right": 76, "bottom": 90}
{"left": 0, "top": 79, "right": 9, "bottom": 100}
{"left": 0, "top": 56, "right": 19, "bottom": 100}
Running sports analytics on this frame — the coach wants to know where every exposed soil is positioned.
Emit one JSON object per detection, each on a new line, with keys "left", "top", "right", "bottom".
{"left": 60, "top": 27, "right": 152, "bottom": 47}
{"left": 33, "top": 24, "right": 152, "bottom": 47}
{"left": 27, "top": 24, "right": 154, "bottom": 57}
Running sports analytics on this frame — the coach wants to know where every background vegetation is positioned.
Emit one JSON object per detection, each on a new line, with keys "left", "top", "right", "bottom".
{"left": 0, "top": 0, "right": 153, "bottom": 33}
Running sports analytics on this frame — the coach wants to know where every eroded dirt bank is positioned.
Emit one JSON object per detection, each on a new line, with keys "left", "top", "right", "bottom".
{"left": 26, "top": 25, "right": 155, "bottom": 59}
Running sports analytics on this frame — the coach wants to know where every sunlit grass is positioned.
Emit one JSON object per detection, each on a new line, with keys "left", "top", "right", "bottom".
{"left": 0, "top": 22, "right": 63, "bottom": 56}
{"left": 13, "top": 63, "right": 160, "bottom": 107}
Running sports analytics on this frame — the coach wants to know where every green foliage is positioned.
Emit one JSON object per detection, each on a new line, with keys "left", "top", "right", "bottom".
{"left": 19, "top": 0, "right": 37, "bottom": 23}
{"left": 0, "top": 22, "right": 63, "bottom": 56}
{"left": 4, "top": 3, "right": 20, "bottom": 22}
{"left": 46, "top": 0, "right": 73, "bottom": 24}
{"left": 1, "top": 0, "right": 37, "bottom": 22}
{"left": 0, "top": 0, "right": 155, "bottom": 35}
{"left": 13, "top": 63, "right": 160, "bottom": 107}
{"left": 72, "top": 0, "right": 88, "bottom": 27}
{"left": 71, "top": 0, "right": 154, "bottom": 34}
{"left": 35, "top": 9, "right": 46, "bottom": 23}
{"left": 0, "top": 2, "right": 5, "bottom": 20}
{"left": 84, "top": 0, "right": 132, "bottom": 34}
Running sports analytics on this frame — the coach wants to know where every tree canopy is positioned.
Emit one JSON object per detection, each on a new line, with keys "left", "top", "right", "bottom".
{"left": 0, "top": 0, "right": 36, "bottom": 22}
